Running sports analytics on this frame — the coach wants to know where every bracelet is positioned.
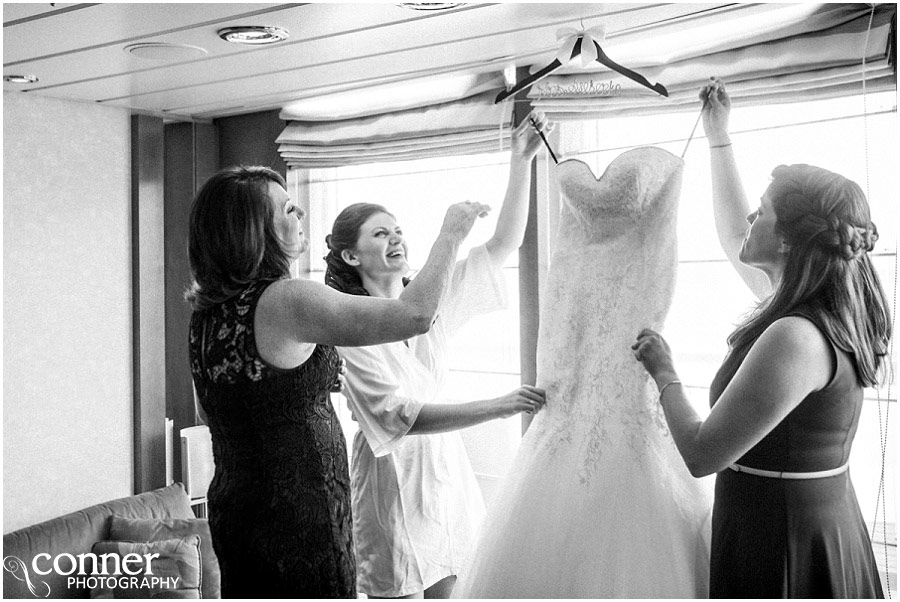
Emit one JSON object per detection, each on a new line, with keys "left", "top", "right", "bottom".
{"left": 658, "top": 379, "right": 683, "bottom": 398}
{"left": 709, "top": 142, "right": 733, "bottom": 149}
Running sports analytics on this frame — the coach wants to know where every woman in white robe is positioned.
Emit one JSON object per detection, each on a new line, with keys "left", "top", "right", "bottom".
{"left": 323, "top": 113, "right": 552, "bottom": 599}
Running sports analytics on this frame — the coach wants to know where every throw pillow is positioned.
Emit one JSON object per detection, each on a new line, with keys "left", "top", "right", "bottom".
{"left": 108, "top": 516, "right": 220, "bottom": 599}
{"left": 89, "top": 536, "right": 202, "bottom": 599}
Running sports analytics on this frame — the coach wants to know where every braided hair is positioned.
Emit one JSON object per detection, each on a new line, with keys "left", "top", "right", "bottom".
{"left": 729, "top": 164, "right": 891, "bottom": 386}
{"left": 324, "top": 203, "right": 410, "bottom": 296}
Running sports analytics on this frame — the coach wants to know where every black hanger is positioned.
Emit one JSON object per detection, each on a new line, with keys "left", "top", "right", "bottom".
{"left": 495, "top": 35, "right": 668, "bottom": 104}
{"left": 530, "top": 117, "right": 558, "bottom": 164}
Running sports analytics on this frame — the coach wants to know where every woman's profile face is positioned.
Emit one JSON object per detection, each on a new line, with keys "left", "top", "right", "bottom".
{"left": 268, "top": 181, "right": 307, "bottom": 259}
{"left": 739, "top": 188, "right": 785, "bottom": 272}
{"left": 345, "top": 211, "right": 409, "bottom": 279}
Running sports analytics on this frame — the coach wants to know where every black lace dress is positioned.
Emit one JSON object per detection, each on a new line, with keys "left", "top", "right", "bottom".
{"left": 188, "top": 279, "right": 355, "bottom": 598}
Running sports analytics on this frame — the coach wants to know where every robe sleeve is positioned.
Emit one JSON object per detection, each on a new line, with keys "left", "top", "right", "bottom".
{"left": 439, "top": 243, "right": 508, "bottom": 335}
{"left": 337, "top": 344, "right": 425, "bottom": 457}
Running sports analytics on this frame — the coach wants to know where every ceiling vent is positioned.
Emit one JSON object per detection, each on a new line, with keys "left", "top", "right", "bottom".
{"left": 124, "top": 43, "right": 208, "bottom": 60}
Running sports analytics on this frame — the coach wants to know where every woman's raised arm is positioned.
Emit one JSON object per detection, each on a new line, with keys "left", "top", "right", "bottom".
{"left": 702, "top": 79, "right": 772, "bottom": 299}
{"left": 484, "top": 112, "right": 551, "bottom": 267}
{"left": 266, "top": 201, "right": 490, "bottom": 347}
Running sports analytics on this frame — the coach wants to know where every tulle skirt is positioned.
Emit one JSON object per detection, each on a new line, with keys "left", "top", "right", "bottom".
{"left": 453, "top": 409, "right": 712, "bottom": 599}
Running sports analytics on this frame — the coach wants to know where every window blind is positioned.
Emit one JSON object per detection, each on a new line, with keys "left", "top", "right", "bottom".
{"left": 530, "top": 4, "right": 896, "bottom": 120}
{"left": 277, "top": 90, "right": 512, "bottom": 168}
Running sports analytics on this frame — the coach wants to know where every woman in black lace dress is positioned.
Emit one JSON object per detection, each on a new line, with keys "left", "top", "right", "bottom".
{"left": 632, "top": 79, "right": 890, "bottom": 598}
{"left": 185, "top": 166, "right": 488, "bottom": 598}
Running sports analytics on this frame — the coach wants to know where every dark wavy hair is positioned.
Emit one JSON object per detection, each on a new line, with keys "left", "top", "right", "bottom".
{"left": 728, "top": 164, "right": 891, "bottom": 387}
{"left": 185, "top": 165, "right": 291, "bottom": 311}
{"left": 324, "top": 202, "right": 409, "bottom": 296}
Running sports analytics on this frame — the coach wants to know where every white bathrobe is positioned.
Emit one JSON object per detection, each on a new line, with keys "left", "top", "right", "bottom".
{"left": 338, "top": 244, "right": 507, "bottom": 597}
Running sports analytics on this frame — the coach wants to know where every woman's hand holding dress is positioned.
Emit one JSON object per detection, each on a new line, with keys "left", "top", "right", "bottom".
{"left": 631, "top": 328, "right": 679, "bottom": 388}
{"left": 485, "top": 111, "right": 554, "bottom": 268}
{"left": 700, "top": 78, "right": 732, "bottom": 147}
{"left": 491, "top": 385, "right": 547, "bottom": 417}
{"left": 701, "top": 78, "right": 772, "bottom": 298}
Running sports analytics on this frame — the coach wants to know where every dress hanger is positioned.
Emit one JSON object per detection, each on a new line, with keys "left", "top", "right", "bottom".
{"left": 495, "top": 34, "right": 668, "bottom": 104}
{"left": 532, "top": 95, "right": 707, "bottom": 167}
{"left": 530, "top": 117, "right": 558, "bottom": 164}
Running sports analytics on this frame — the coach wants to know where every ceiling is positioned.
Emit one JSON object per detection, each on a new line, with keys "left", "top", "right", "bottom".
{"left": 3, "top": 3, "right": 839, "bottom": 122}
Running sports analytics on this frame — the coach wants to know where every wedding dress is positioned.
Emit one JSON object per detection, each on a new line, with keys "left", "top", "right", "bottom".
{"left": 454, "top": 147, "right": 712, "bottom": 599}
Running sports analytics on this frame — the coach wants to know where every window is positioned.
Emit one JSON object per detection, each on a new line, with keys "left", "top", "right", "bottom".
{"left": 291, "top": 90, "right": 896, "bottom": 590}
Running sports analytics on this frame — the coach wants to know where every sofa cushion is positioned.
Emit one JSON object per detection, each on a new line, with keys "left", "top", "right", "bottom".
{"left": 2, "top": 484, "right": 194, "bottom": 599}
{"left": 107, "top": 516, "right": 220, "bottom": 599}
{"left": 88, "top": 536, "right": 202, "bottom": 599}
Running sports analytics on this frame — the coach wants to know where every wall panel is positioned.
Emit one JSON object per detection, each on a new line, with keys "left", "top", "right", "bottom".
{"left": 3, "top": 92, "right": 133, "bottom": 532}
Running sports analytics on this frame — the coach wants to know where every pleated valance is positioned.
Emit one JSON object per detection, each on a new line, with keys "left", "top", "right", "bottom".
{"left": 276, "top": 90, "right": 512, "bottom": 168}
{"left": 530, "top": 4, "right": 896, "bottom": 120}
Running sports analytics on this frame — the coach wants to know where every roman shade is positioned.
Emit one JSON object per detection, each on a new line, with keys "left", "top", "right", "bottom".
{"left": 277, "top": 90, "right": 513, "bottom": 168}
{"left": 276, "top": 3, "right": 896, "bottom": 167}
{"left": 530, "top": 4, "right": 896, "bottom": 119}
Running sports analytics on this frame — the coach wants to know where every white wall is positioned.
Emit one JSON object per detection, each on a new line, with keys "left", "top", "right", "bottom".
{"left": 3, "top": 92, "right": 134, "bottom": 533}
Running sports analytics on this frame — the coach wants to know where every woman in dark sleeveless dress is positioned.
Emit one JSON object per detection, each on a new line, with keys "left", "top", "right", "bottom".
{"left": 185, "top": 166, "right": 489, "bottom": 598}
{"left": 632, "top": 79, "right": 890, "bottom": 598}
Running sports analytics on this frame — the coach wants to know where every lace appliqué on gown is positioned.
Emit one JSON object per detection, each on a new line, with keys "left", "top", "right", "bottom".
{"left": 454, "top": 147, "right": 712, "bottom": 599}
{"left": 536, "top": 149, "right": 683, "bottom": 485}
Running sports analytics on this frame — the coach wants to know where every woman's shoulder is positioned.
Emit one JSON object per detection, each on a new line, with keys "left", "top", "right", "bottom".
{"left": 261, "top": 275, "right": 327, "bottom": 296}
{"left": 255, "top": 275, "right": 348, "bottom": 340}
{"left": 727, "top": 315, "right": 833, "bottom": 372}
{"left": 777, "top": 308, "right": 841, "bottom": 355}
{"left": 757, "top": 315, "right": 834, "bottom": 388}
{"left": 761, "top": 315, "right": 831, "bottom": 354}
{"left": 258, "top": 276, "right": 343, "bottom": 319}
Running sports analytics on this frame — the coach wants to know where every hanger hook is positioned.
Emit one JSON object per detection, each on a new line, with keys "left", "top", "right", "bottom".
{"left": 580, "top": 16, "right": 585, "bottom": 31}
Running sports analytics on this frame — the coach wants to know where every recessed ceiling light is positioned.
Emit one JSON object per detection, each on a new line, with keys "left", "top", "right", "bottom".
{"left": 396, "top": 3, "right": 465, "bottom": 10}
{"left": 4, "top": 74, "right": 38, "bottom": 84}
{"left": 124, "top": 43, "right": 208, "bottom": 61}
{"left": 218, "top": 26, "right": 289, "bottom": 45}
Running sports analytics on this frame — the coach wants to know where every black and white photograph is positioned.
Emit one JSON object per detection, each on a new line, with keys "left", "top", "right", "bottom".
{"left": 3, "top": 2, "right": 897, "bottom": 599}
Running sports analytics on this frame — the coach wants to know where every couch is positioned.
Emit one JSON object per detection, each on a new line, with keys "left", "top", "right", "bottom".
{"left": 2, "top": 483, "right": 220, "bottom": 599}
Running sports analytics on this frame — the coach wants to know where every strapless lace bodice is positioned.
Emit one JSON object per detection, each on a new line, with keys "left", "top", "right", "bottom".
{"left": 533, "top": 147, "right": 684, "bottom": 483}
{"left": 555, "top": 147, "right": 683, "bottom": 245}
